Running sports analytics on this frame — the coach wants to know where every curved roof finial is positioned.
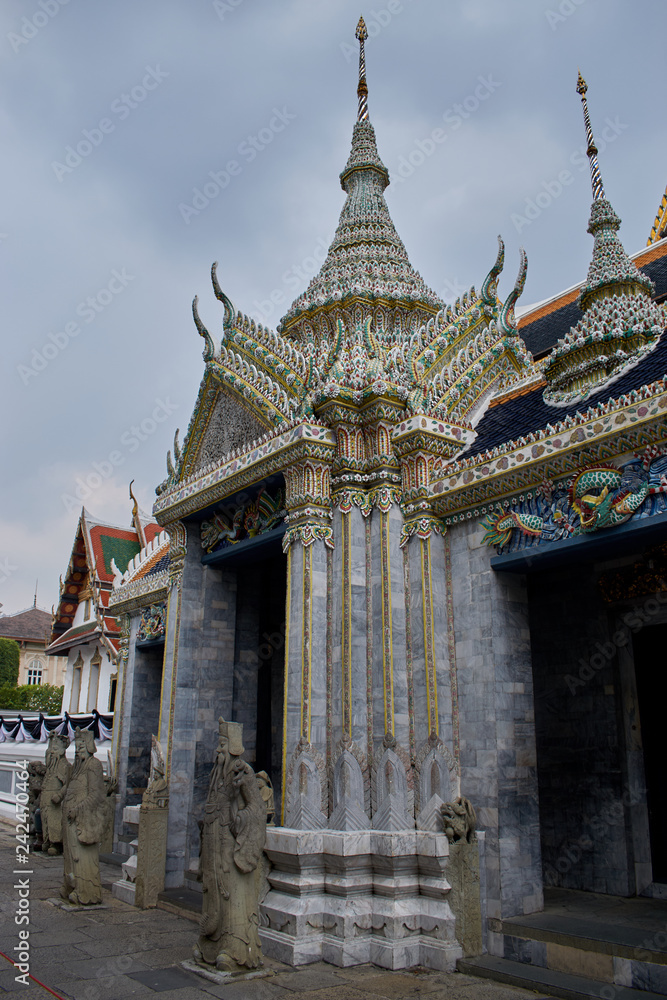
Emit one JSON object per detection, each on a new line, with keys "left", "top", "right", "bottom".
{"left": 576, "top": 70, "right": 605, "bottom": 201}
{"left": 129, "top": 479, "right": 139, "bottom": 518}
{"left": 355, "top": 16, "right": 369, "bottom": 122}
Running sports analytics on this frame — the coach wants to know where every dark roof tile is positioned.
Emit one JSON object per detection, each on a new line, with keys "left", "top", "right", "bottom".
{"left": 463, "top": 329, "right": 667, "bottom": 460}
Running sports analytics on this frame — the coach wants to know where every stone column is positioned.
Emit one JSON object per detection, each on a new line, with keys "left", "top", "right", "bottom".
{"left": 160, "top": 520, "right": 238, "bottom": 888}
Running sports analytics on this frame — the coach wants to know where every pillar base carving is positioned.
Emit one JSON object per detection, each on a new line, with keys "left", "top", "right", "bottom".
{"left": 259, "top": 827, "right": 462, "bottom": 970}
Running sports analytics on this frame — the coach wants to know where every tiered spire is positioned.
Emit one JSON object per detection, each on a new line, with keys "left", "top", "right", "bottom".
{"left": 278, "top": 17, "right": 441, "bottom": 345}
{"left": 543, "top": 73, "right": 665, "bottom": 405}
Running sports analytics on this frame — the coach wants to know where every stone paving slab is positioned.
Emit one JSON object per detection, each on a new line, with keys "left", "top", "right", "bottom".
{"left": 0, "top": 819, "right": 556, "bottom": 1000}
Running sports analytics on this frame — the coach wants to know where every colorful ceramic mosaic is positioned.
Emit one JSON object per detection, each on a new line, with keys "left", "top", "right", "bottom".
{"left": 137, "top": 603, "right": 167, "bottom": 643}
{"left": 480, "top": 446, "right": 667, "bottom": 550}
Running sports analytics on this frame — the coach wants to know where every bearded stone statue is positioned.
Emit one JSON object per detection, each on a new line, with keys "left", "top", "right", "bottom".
{"left": 194, "top": 719, "right": 266, "bottom": 973}
{"left": 41, "top": 733, "right": 71, "bottom": 855}
{"left": 61, "top": 728, "right": 106, "bottom": 906}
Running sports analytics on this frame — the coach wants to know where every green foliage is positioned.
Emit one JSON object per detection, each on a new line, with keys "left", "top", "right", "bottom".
{"left": 0, "top": 637, "right": 20, "bottom": 686}
{"left": 0, "top": 683, "right": 64, "bottom": 714}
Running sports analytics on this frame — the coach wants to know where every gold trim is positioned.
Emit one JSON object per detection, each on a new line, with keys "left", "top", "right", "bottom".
{"left": 280, "top": 544, "right": 292, "bottom": 825}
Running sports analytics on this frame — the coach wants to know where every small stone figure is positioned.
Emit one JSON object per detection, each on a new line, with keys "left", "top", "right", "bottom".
{"left": 255, "top": 771, "right": 275, "bottom": 825}
{"left": 61, "top": 728, "right": 106, "bottom": 906}
{"left": 194, "top": 719, "right": 267, "bottom": 973}
{"left": 441, "top": 796, "right": 477, "bottom": 844}
{"left": 27, "top": 761, "right": 46, "bottom": 851}
{"left": 143, "top": 735, "right": 169, "bottom": 808}
{"left": 41, "top": 734, "right": 71, "bottom": 855}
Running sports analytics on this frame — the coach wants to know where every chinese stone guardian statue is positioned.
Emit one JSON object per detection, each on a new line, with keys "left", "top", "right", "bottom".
{"left": 61, "top": 728, "right": 106, "bottom": 905}
{"left": 41, "top": 733, "right": 71, "bottom": 855}
{"left": 194, "top": 719, "right": 267, "bottom": 973}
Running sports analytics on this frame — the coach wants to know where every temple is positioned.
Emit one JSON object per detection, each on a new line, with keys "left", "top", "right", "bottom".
{"left": 109, "top": 25, "right": 667, "bottom": 988}
{"left": 49, "top": 492, "right": 161, "bottom": 715}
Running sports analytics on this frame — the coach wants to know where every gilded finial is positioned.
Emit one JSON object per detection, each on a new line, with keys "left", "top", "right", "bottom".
{"left": 129, "top": 479, "right": 139, "bottom": 518}
{"left": 576, "top": 70, "right": 605, "bottom": 201}
{"left": 355, "top": 16, "right": 369, "bottom": 122}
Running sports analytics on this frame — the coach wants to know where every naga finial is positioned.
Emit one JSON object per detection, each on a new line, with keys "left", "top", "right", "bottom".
{"left": 576, "top": 70, "right": 605, "bottom": 201}
{"left": 355, "top": 16, "right": 369, "bottom": 122}
{"left": 481, "top": 235, "right": 505, "bottom": 305}
{"left": 192, "top": 295, "right": 215, "bottom": 361}
{"left": 499, "top": 248, "right": 528, "bottom": 336}
{"left": 129, "top": 479, "right": 139, "bottom": 518}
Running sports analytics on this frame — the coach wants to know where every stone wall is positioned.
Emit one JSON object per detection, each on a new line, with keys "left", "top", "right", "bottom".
{"left": 449, "top": 519, "right": 542, "bottom": 932}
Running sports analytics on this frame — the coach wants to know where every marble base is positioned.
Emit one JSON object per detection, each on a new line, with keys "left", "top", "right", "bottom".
{"left": 260, "top": 827, "right": 462, "bottom": 971}
{"left": 181, "top": 959, "right": 273, "bottom": 984}
{"left": 112, "top": 878, "right": 137, "bottom": 905}
{"left": 47, "top": 898, "right": 108, "bottom": 912}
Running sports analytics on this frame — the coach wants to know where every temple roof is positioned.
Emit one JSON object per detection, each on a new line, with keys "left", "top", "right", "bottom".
{"left": 519, "top": 238, "right": 667, "bottom": 357}
{"left": 49, "top": 505, "right": 160, "bottom": 651}
{"left": 278, "top": 17, "right": 442, "bottom": 344}
{"left": 0, "top": 606, "right": 54, "bottom": 645}
{"left": 461, "top": 326, "right": 667, "bottom": 460}
{"left": 648, "top": 182, "right": 667, "bottom": 245}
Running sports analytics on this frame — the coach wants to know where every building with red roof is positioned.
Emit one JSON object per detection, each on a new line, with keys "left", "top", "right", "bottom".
{"left": 47, "top": 493, "right": 160, "bottom": 715}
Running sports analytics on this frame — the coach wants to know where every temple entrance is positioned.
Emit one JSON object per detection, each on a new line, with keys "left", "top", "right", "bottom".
{"left": 633, "top": 623, "right": 667, "bottom": 885}
{"left": 232, "top": 548, "right": 286, "bottom": 791}
{"left": 527, "top": 559, "right": 657, "bottom": 898}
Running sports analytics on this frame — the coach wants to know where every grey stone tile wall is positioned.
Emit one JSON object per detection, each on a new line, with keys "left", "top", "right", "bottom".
{"left": 450, "top": 519, "right": 542, "bottom": 928}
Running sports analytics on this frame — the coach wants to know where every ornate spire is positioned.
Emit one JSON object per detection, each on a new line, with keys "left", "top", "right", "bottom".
{"left": 542, "top": 74, "right": 665, "bottom": 405}
{"left": 576, "top": 70, "right": 605, "bottom": 201}
{"left": 356, "top": 16, "right": 369, "bottom": 122}
{"left": 278, "top": 18, "right": 441, "bottom": 344}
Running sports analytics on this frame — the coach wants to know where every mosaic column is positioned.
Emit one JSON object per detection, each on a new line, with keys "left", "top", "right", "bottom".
{"left": 392, "top": 416, "right": 464, "bottom": 828}
{"left": 281, "top": 455, "right": 333, "bottom": 828}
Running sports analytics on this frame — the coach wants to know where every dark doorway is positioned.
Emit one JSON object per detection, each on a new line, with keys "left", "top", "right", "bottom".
{"left": 232, "top": 548, "right": 286, "bottom": 797}
{"left": 633, "top": 623, "right": 667, "bottom": 884}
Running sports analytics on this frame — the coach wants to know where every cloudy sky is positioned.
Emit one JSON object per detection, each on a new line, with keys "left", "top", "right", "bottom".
{"left": 1, "top": 0, "right": 665, "bottom": 615}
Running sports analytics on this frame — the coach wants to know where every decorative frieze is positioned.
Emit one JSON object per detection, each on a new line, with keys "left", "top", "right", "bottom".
{"left": 480, "top": 446, "right": 667, "bottom": 551}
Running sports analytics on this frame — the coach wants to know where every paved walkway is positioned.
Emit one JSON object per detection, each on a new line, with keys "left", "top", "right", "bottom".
{"left": 0, "top": 821, "right": 555, "bottom": 1000}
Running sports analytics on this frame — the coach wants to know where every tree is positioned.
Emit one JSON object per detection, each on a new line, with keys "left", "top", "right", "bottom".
{"left": 0, "top": 638, "right": 19, "bottom": 686}
{"left": 0, "top": 683, "right": 64, "bottom": 713}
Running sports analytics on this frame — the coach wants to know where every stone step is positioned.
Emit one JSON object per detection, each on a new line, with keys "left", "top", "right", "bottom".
{"left": 501, "top": 912, "right": 667, "bottom": 966}
{"left": 459, "top": 955, "right": 666, "bottom": 1000}
{"left": 157, "top": 886, "right": 202, "bottom": 923}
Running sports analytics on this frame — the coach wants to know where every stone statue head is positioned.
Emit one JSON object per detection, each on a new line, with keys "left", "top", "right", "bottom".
{"left": 48, "top": 733, "right": 69, "bottom": 754}
{"left": 217, "top": 718, "right": 244, "bottom": 756}
{"left": 74, "top": 727, "right": 96, "bottom": 758}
